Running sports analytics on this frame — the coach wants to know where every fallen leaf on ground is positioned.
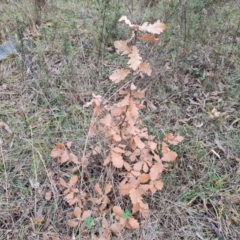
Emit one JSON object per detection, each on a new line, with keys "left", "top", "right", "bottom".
{"left": 45, "top": 191, "right": 52, "bottom": 201}
{"left": 163, "top": 133, "right": 184, "bottom": 145}
{"left": 139, "top": 61, "right": 152, "bottom": 76}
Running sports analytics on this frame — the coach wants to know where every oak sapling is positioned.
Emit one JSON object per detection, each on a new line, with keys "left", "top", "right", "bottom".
{"left": 50, "top": 16, "right": 184, "bottom": 237}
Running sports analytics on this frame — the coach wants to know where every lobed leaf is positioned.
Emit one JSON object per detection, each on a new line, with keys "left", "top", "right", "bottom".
{"left": 139, "top": 20, "right": 167, "bottom": 34}
{"left": 114, "top": 40, "right": 131, "bottom": 55}
{"left": 109, "top": 68, "right": 131, "bottom": 83}
{"left": 111, "top": 151, "right": 124, "bottom": 168}
{"left": 69, "top": 175, "right": 78, "bottom": 187}
{"left": 139, "top": 61, "right": 152, "bottom": 76}
{"left": 138, "top": 173, "right": 150, "bottom": 184}
{"left": 119, "top": 16, "right": 134, "bottom": 28}
{"left": 127, "top": 46, "right": 142, "bottom": 71}
{"left": 128, "top": 217, "right": 139, "bottom": 229}
{"left": 94, "top": 183, "right": 103, "bottom": 196}
{"left": 164, "top": 133, "right": 184, "bottom": 145}
{"left": 137, "top": 34, "right": 158, "bottom": 43}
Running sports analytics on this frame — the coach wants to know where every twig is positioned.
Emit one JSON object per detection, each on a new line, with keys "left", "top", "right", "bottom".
{"left": 0, "top": 138, "right": 9, "bottom": 208}
{"left": 210, "top": 222, "right": 225, "bottom": 240}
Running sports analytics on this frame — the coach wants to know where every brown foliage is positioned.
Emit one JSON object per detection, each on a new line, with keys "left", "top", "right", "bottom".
{"left": 50, "top": 16, "right": 183, "bottom": 238}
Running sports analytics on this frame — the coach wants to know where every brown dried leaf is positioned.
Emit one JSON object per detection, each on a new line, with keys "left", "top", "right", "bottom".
{"left": 67, "top": 220, "right": 79, "bottom": 228}
{"left": 50, "top": 148, "right": 62, "bottom": 159}
{"left": 162, "top": 142, "right": 170, "bottom": 154}
{"left": 92, "top": 235, "right": 98, "bottom": 240}
{"left": 73, "top": 207, "right": 81, "bottom": 219}
{"left": 139, "top": 20, "right": 167, "bottom": 34}
{"left": 148, "top": 182, "right": 157, "bottom": 194}
{"left": 112, "top": 147, "right": 125, "bottom": 153}
{"left": 143, "top": 162, "right": 149, "bottom": 173}
{"left": 61, "top": 149, "right": 69, "bottom": 163}
{"left": 94, "top": 183, "right": 103, "bottom": 195}
{"left": 131, "top": 170, "right": 141, "bottom": 177}
{"left": 123, "top": 161, "right": 132, "bottom": 171}
{"left": 127, "top": 46, "right": 142, "bottom": 70}
{"left": 89, "top": 123, "right": 97, "bottom": 137}
{"left": 115, "top": 94, "right": 130, "bottom": 107}
{"left": 59, "top": 178, "right": 68, "bottom": 188}
{"left": 110, "top": 222, "right": 122, "bottom": 232}
{"left": 66, "top": 141, "right": 72, "bottom": 149}
{"left": 162, "top": 151, "right": 177, "bottom": 162}
{"left": 112, "top": 134, "right": 121, "bottom": 142}
{"left": 93, "top": 105, "right": 102, "bottom": 118}
{"left": 111, "top": 106, "right": 125, "bottom": 116}
{"left": 164, "top": 133, "right": 184, "bottom": 145}
{"left": 148, "top": 141, "right": 157, "bottom": 151}
{"left": 140, "top": 201, "right": 150, "bottom": 218}
{"left": 114, "top": 40, "right": 131, "bottom": 55}
{"left": 132, "top": 203, "right": 140, "bottom": 213}
{"left": 45, "top": 191, "right": 52, "bottom": 201}
{"left": 100, "top": 114, "right": 112, "bottom": 127}
{"left": 173, "top": 135, "right": 184, "bottom": 144}
{"left": 134, "top": 136, "right": 145, "bottom": 149}
{"left": 138, "top": 174, "right": 150, "bottom": 184}
{"left": 100, "top": 196, "right": 110, "bottom": 211}
{"left": 119, "top": 182, "right": 132, "bottom": 196}
{"left": 129, "top": 188, "right": 141, "bottom": 205}
{"left": 137, "top": 34, "right": 158, "bottom": 43}
{"left": 109, "top": 68, "right": 131, "bottom": 83}
{"left": 111, "top": 151, "right": 124, "bottom": 168}
{"left": 93, "top": 197, "right": 103, "bottom": 205}
{"left": 64, "top": 192, "right": 74, "bottom": 201}
{"left": 130, "top": 83, "right": 137, "bottom": 90}
{"left": 93, "top": 146, "right": 101, "bottom": 155}
{"left": 105, "top": 183, "right": 112, "bottom": 194}
{"left": 139, "top": 62, "right": 152, "bottom": 76}
{"left": 133, "top": 161, "right": 143, "bottom": 171}
{"left": 102, "top": 218, "right": 109, "bottom": 228}
{"left": 82, "top": 210, "right": 92, "bottom": 220}
{"left": 119, "top": 16, "right": 134, "bottom": 28}
{"left": 113, "top": 206, "right": 122, "bottom": 217}
{"left": 50, "top": 143, "right": 64, "bottom": 160}
{"left": 132, "top": 88, "right": 147, "bottom": 99}
{"left": 103, "top": 154, "right": 111, "bottom": 166}
{"left": 69, "top": 153, "right": 79, "bottom": 164}
{"left": 154, "top": 180, "right": 163, "bottom": 190}
{"left": 69, "top": 175, "right": 78, "bottom": 187}
{"left": 128, "top": 217, "right": 139, "bottom": 229}
{"left": 149, "top": 163, "right": 159, "bottom": 181}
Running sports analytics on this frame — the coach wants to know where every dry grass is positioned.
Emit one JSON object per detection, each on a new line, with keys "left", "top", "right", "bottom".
{"left": 0, "top": 0, "right": 240, "bottom": 239}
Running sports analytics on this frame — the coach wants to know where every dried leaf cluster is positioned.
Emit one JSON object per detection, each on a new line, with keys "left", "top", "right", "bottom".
{"left": 50, "top": 16, "right": 183, "bottom": 239}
